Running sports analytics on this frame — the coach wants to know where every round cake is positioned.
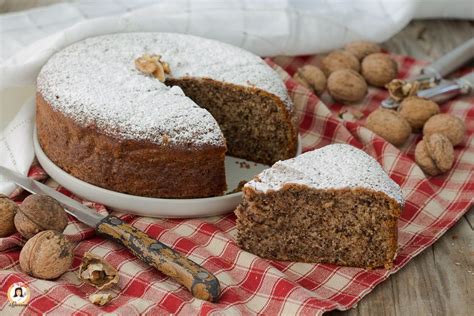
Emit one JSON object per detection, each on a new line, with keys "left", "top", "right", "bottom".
{"left": 36, "top": 33, "right": 297, "bottom": 198}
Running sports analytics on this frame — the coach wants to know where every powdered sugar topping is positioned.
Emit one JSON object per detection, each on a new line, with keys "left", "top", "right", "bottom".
{"left": 246, "top": 144, "right": 404, "bottom": 205}
{"left": 37, "top": 32, "right": 292, "bottom": 146}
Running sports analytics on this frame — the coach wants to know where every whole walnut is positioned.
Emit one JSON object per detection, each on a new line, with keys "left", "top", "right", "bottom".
{"left": 19, "top": 230, "right": 73, "bottom": 279}
{"left": 423, "top": 113, "right": 466, "bottom": 146}
{"left": 415, "top": 133, "right": 454, "bottom": 176}
{"left": 15, "top": 195, "right": 68, "bottom": 239}
{"left": 344, "top": 41, "right": 382, "bottom": 60}
{"left": 327, "top": 69, "right": 367, "bottom": 103}
{"left": 293, "top": 65, "right": 327, "bottom": 95}
{"left": 322, "top": 50, "right": 360, "bottom": 75}
{"left": 361, "top": 53, "right": 398, "bottom": 87}
{"left": 0, "top": 194, "right": 18, "bottom": 237}
{"left": 398, "top": 96, "right": 440, "bottom": 130}
{"left": 365, "top": 108, "right": 412, "bottom": 146}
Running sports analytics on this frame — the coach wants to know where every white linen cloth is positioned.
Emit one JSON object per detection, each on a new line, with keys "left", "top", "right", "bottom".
{"left": 0, "top": 0, "right": 472, "bottom": 195}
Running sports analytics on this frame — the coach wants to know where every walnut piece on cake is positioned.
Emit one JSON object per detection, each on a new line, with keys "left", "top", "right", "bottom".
{"left": 134, "top": 53, "right": 171, "bottom": 82}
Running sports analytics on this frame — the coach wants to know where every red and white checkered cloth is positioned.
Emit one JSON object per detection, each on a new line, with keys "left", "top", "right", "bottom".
{"left": 1, "top": 54, "right": 473, "bottom": 315}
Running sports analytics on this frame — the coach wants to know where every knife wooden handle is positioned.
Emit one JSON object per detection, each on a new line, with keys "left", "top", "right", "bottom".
{"left": 96, "top": 215, "right": 220, "bottom": 302}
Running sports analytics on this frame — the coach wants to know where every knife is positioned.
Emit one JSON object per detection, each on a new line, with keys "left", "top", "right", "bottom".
{"left": 0, "top": 166, "right": 220, "bottom": 302}
{"left": 382, "top": 38, "right": 474, "bottom": 109}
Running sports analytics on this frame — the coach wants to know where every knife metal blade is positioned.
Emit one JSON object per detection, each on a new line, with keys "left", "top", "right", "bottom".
{"left": 0, "top": 166, "right": 104, "bottom": 227}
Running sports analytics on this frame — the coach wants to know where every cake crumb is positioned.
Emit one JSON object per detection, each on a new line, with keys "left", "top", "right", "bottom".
{"left": 227, "top": 180, "right": 247, "bottom": 194}
{"left": 239, "top": 162, "right": 251, "bottom": 169}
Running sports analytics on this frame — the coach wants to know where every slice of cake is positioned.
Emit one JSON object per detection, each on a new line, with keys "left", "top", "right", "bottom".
{"left": 235, "top": 144, "right": 403, "bottom": 269}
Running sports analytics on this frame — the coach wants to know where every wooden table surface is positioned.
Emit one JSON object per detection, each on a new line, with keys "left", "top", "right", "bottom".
{"left": 330, "top": 20, "right": 474, "bottom": 316}
{"left": 0, "top": 2, "right": 472, "bottom": 313}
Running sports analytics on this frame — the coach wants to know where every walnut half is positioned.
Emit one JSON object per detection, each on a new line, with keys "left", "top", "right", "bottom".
{"left": 134, "top": 54, "right": 171, "bottom": 82}
{"left": 78, "top": 252, "right": 119, "bottom": 290}
{"left": 89, "top": 293, "right": 113, "bottom": 306}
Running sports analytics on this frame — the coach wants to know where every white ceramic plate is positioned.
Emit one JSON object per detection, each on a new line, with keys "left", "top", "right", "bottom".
{"left": 34, "top": 130, "right": 302, "bottom": 218}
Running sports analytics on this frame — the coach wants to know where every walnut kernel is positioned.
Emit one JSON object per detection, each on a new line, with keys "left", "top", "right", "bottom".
{"left": 135, "top": 54, "right": 171, "bottom": 82}
{"left": 134, "top": 54, "right": 157, "bottom": 74}
{"left": 89, "top": 293, "right": 113, "bottom": 306}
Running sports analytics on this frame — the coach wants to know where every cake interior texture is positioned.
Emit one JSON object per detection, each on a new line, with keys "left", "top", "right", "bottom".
{"left": 167, "top": 78, "right": 297, "bottom": 165}
{"left": 235, "top": 185, "right": 401, "bottom": 269}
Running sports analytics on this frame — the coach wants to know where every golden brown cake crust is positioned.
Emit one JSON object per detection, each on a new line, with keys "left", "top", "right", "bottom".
{"left": 36, "top": 93, "right": 227, "bottom": 198}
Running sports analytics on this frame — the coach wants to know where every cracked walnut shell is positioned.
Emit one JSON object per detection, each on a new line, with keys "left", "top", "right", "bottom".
{"left": 293, "top": 65, "right": 327, "bottom": 95}
{"left": 365, "top": 108, "right": 412, "bottom": 146}
{"left": 415, "top": 133, "right": 454, "bottom": 176}
{"left": 327, "top": 69, "right": 367, "bottom": 103}
{"left": 322, "top": 50, "right": 360, "bottom": 75}
{"left": 15, "top": 195, "right": 68, "bottom": 240}
{"left": 79, "top": 252, "right": 119, "bottom": 290}
{"left": 0, "top": 194, "right": 18, "bottom": 237}
{"left": 423, "top": 114, "right": 466, "bottom": 146}
{"left": 398, "top": 96, "right": 440, "bottom": 130}
{"left": 361, "top": 53, "right": 398, "bottom": 87}
{"left": 386, "top": 79, "right": 420, "bottom": 102}
{"left": 19, "top": 230, "right": 73, "bottom": 280}
{"left": 344, "top": 41, "right": 382, "bottom": 60}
